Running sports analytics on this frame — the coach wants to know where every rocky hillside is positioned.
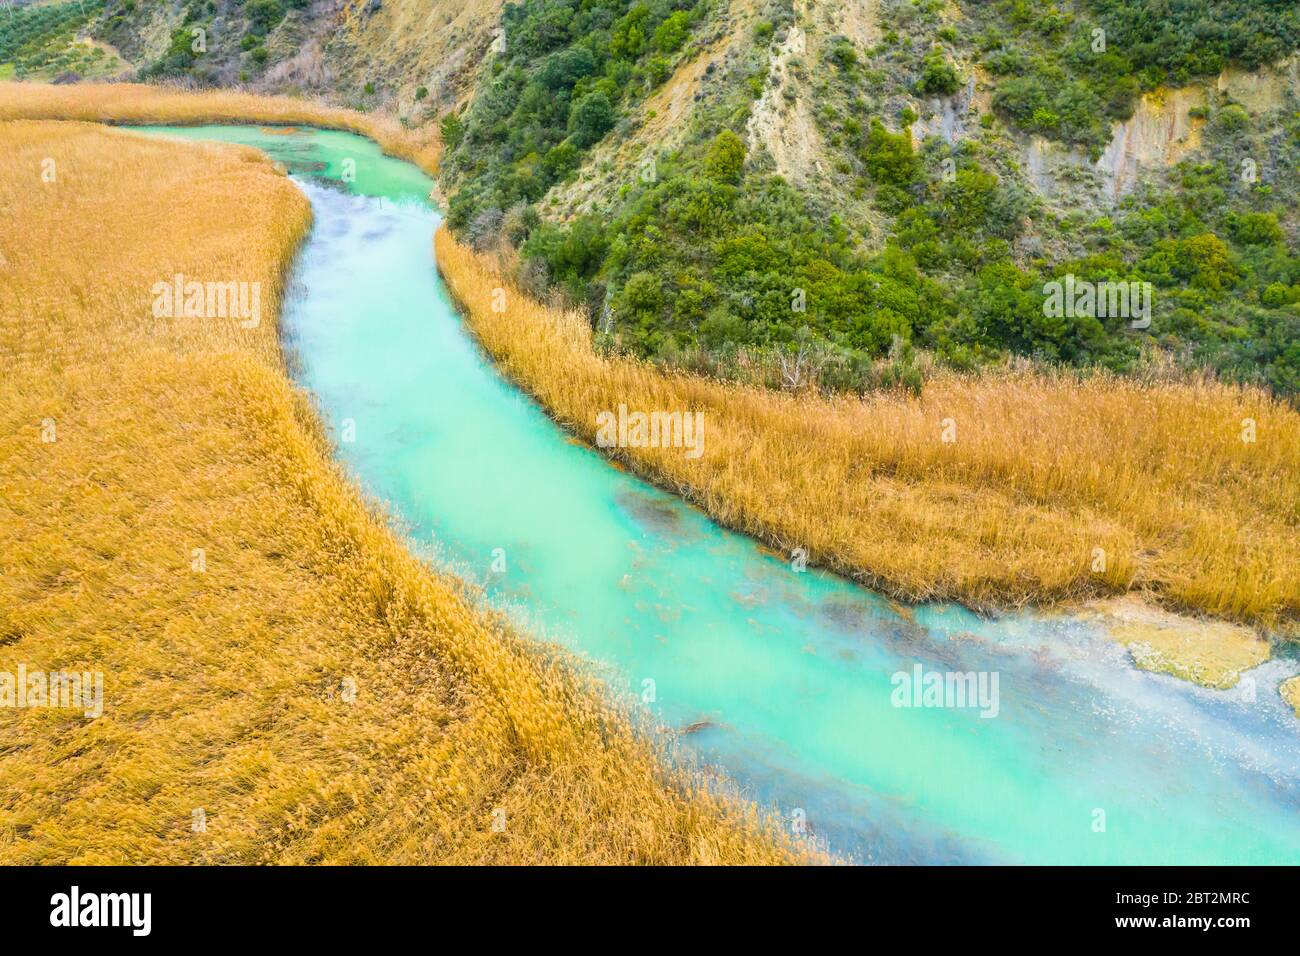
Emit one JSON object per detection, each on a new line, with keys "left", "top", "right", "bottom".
{"left": 434, "top": 0, "right": 1300, "bottom": 397}
{"left": 11, "top": 0, "right": 1298, "bottom": 396}
{"left": 1, "top": 0, "right": 502, "bottom": 114}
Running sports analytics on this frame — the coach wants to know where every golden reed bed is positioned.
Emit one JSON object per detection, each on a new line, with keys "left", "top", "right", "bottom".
{"left": 435, "top": 231, "right": 1300, "bottom": 636}
{"left": 0, "top": 119, "right": 811, "bottom": 864}
{"left": 0, "top": 81, "right": 443, "bottom": 172}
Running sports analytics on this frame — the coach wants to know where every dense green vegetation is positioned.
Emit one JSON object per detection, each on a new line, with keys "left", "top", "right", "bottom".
{"left": 440, "top": 0, "right": 1299, "bottom": 399}
{"left": 0, "top": 1, "right": 109, "bottom": 80}
{"left": 139, "top": 1, "right": 211, "bottom": 78}
{"left": 4, "top": 0, "right": 1295, "bottom": 397}
{"left": 1116, "top": 107, "right": 1300, "bottom": 395}
{"left": 971, "top": 0, "right": 1300, "bottom": 150}
{"left": 442, "top": 0, "right": 709, "bottom": 233}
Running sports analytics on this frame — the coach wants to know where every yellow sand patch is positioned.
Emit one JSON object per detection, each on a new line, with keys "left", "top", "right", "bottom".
{"left": 1281, "top": 676, "right": 1300, "bottom": 718}
{"left": 1082, "top": 597, "right": 1271, "bottom": 689}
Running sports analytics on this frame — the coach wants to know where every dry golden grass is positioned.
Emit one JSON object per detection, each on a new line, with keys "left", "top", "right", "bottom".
{"left": 0, "top": 120, "right": 813, "bottom": 864}
{"left": 0, "top": 81, "right": 442, "bottom": 172}
{"left": 436, "top": 228, "right": 1300, "bottom": 635}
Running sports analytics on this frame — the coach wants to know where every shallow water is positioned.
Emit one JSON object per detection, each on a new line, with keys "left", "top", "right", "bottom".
{"left": 138, "top": 125, "right": 1300, "bottom": 864}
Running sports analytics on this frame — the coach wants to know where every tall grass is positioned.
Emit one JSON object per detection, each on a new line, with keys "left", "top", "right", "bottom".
{"left": 0, "top": 81, "right": 442, "bottom": 172}
{"left": 0, "top": 120, "right": 812, "bottom": 864}
{"left": 436, "top": 229, "right": 1300, "bottom": 634}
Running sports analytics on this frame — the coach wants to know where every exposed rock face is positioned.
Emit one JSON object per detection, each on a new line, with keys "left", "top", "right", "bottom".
{"left": 746, "top": 22, "right": 825, "bottom": 186}
{"left": 910, "top": 75, "right": 982, "bottom": 148}
{"left": 1021, "top": 134, "right": 1101, "bottom": 202}
{"left": 1024, "top": 57, "right": 1300, "bottom": 205}
{"left": 1095, "top": 86, "right": 1206, "bottom": 201}
{"left": 1011, "top": 87, "right": 1208, "bottom": 207}
{"left": 1217, "top": 57, "right": 1300, "bottom": 112}
{"left": 837, "top": 0, "right": 881, "bottom": 47}
{"left": 326, "top": 0, "right": 507, "bottom": 111}
{"left": 1095, "top": 56, "right": 1300, "bottom": 200}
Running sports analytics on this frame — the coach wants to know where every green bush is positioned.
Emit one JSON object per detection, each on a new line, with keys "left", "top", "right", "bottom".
{"left": 568, "top": 90, "right": 616, "bottom": 147}
{"left": 440, "top": 113, "right": 465, "bottom": 150}
{"left": 703, "top": 130, "right": 745, "bottom": 184}
{"left": 916, "top": 48, "right": 960, "bottom": 96}
{"left": 245, "top": 0, "right": 285, "bottom": 35}
{"left": 653, "top": 11, "right": 690, "bottom": 54}
{"left": 1228, "top": 211, "right": 1284, "bottom": 246}
{"left": 861, "top": 120, "right": 919, "bottom": 187}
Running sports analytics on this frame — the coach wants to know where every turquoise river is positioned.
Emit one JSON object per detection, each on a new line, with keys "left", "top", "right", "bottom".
{"left": 138, "top": 125, "right": 1300, "bottom": 865}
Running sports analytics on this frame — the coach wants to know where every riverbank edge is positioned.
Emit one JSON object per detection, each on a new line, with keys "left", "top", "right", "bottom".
{"left": 0, "top": 81, "right": 444, "bottom": 174}
{"left": 432, "top": 227, "right": 1299, "bottom": 710}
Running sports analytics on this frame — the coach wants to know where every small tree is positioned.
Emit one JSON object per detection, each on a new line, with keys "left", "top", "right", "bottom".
{"left": 777, "top": 328, "right": 830, "bottom": 390}
{"left": 916, "top": 49, "right": 960, "bottom": 96}
{"left": 568, "top": 91, "right": 616, "bottom": 148}
{"left": 440, "top": 112, "right": 465, "bottom": 150}
{"left": 704, "top": 130, "right": 746, "bottom": 185}
{"left": 653, "top": 11, "right": 690, "bottom": 54}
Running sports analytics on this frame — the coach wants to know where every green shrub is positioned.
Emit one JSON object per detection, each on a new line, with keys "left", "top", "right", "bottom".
{"left": 861, "top": 120, "right": 919, "bottom": 186}
{"left": 653, "top": 11, "right": 690, "bottom": 54}
{"left": 245, "top": 0, "right": 285, "bottom": 34}
{"left": 703, "top": 130, "right": 745, "bottom": 184}
{"left": 568, "top": 90, "right": 616, "bottom": 147}
{"left": 916, "top": 48, "right": 960, "bottom": 96}
{"left": 440, "top": 113, "right": 465, "bottom": 149}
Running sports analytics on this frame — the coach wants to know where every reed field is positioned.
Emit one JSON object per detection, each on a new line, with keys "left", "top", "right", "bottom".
{"left": 435, "top": 229, "right": 1300, "bottom": 635}
{"left": 0, "top": 81, "right": 442, "bottom": 172}
{"left": 0, "top": 120, "right": 812, "bottom": 864}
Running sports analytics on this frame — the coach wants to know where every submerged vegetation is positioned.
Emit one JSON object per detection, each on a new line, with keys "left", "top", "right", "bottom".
{"left": 437, "top": 227, "right": 1300, "bottom": 632}
{"left": 0, "top": 119, "right": 811, "bottom": 864}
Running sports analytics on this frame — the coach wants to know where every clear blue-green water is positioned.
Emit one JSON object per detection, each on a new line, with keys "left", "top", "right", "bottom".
{"left": 137, "top": 125, "right": 1300, "bottom": 864}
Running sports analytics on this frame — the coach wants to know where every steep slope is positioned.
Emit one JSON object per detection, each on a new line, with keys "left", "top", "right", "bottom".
{"left": 323, "top": 0, "right": 505, "bottom": 113}
{"left": 437, "top": 0, "right": 1300, "bottom": 397}
{"left": 5, "top": 0, "right": 502, "bottom": 120}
